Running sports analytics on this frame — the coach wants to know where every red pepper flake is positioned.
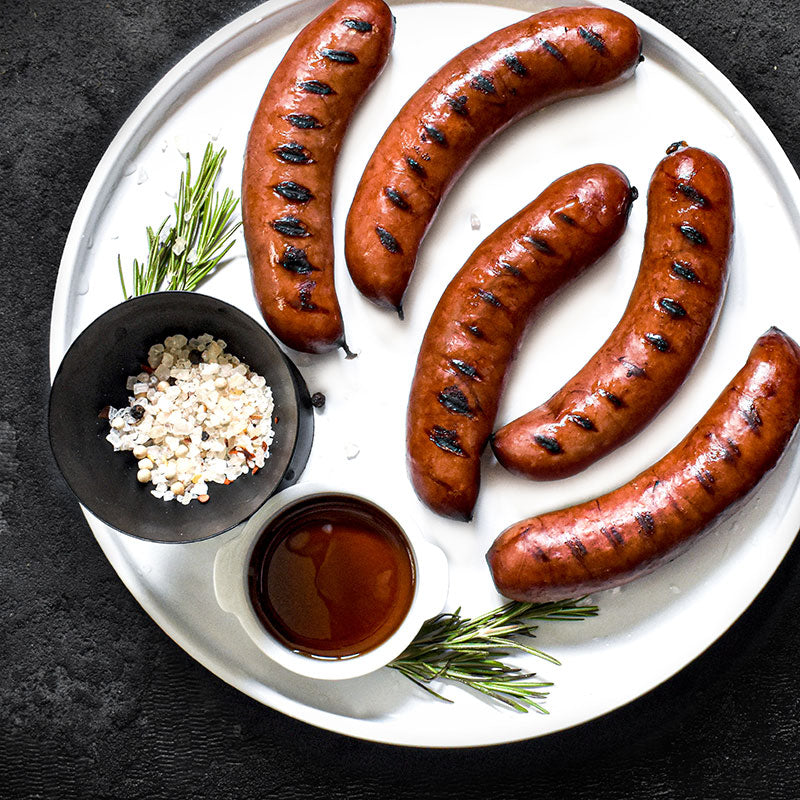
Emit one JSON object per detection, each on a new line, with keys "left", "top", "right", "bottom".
{"left": 198, "top": 494, "right": 210, "bottom": 503}
{"left": 252, "top": 466, "right": 259, "bottom": 475}
{"left": 140, "top": 363, "right": 154, "bottom": 374}
{"left": 224, "top": 479, "right": 231, "bottom": 485}
{"left": 98, "top": 406, "right": 111, "bottom": 419}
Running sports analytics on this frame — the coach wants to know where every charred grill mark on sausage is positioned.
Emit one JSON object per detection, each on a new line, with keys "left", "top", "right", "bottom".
{"left": 475, "top": 288, "right": 502, "bottom": 307}
{"left": 523, "top": 235, "right": 553, "bottom": 254}
{"left": 600, "top": 525, "right": 624, "bottom": 547}
{"left": 286, "top": 113, "right": 323, "bottom": 129}
{"left": 406, "top": 156, "right": 427, "bottom": 176}
{"left": 568, "top": 413, "right": 596, "bottom": 431}
{"left": 449, "top": 359, "right": 481, "bottom": 380}
{"left": 578, "top": 26, "right": 606, "bottom": 53}
{"left": 659, "top": 298, "right": 686, "bottom": 318}
{"left": 540, "top": 39, "right": 566, "bottom": 62}
{"left": 534, "top": 434, "right": 562, "bottom": 454}
{"left": 422, "top": 125, "right": 447, "bottom": 145}
{"left": 438, "top": 385, "right": 474, "bottom": 417}
{"left": 376, "top": 226, "right": 401, "bottom": 253}
{"left": 279, "top": 246, "right": 315, "bottom": 275}
{"left": 272, "top": 216, "right": 311, "bottom": 237}
{"left": 619, "top": 357, "right": 646, "bottom": 378}
{"left": 298, "top": 79, "right": 335, "bottom": 95}
{"left": 556, "top": 212, "right": 577, "bottom": 226}
{"left": 679, "top": 223, "right": 706, "bottom": 245}
{"left": 274, "top": 142, "right": 314, "bottom": 164}
{"left": 274, "top": 181, "right": 314, "bottom": 203}
{"left": 645, "top": 333, "right": 670, "bottom": 352}
{"left": 503, "top": 53, "right": 528, "bottom": 76}
{"left": 384, "top": 187, "right": 410, "bottom": 210}
{"left": 446, "top": 95, "right": 469, "bottom": 115}
{"left": 694, "top": 467, "right": 715, "bottom": 493}
{"left": 342, "top": 18, "right": 372, "bottom": 32}
{"left": 460, "top": 321, "right": 485, "bottom": 339}
{"left": 671, "top": 260, "right": 700, "bottom": 283}
{"left": 634, "top": 511, "right": 655, "bottom": 536}
{"left": 298, "top": 279, "right": 317, "bottom": 311}
{"left": 598, "top": 388, "right": 624, "bottom": 407}
{"left": 470, "top": 74, "right": 496, "bottom": 94}
{"left": 320, "top": 48, "right": 358, "bottom": 63}
{"left": 429, "top": 425, "right": 467, "bottom": 456}
{"left": 566, "top": 537, "right": 588, "bottom": 560}
{"left": 498, "top": 260, "right": 522, "bottom": 277}
{"left": 677, "top": 182, "right": 708, "bottom": 206}
{"left": 740, "top": 402, "right": 763, "bottom": 431}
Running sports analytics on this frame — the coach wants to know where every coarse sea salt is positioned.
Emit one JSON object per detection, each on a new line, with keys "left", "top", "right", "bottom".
{"left": 104, "top": 334, "right": 275, "bottom": 505}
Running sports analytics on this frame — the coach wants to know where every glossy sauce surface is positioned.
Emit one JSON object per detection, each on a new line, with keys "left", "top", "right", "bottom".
{"left": 249, "top": 495, "right": 415, "bottom": 659}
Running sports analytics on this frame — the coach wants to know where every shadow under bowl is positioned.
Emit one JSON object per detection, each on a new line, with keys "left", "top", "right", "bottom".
{"left": 49, "top": 291, "right": 314, "bottom": 543}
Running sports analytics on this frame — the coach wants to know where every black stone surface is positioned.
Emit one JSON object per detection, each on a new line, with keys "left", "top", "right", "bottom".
{"left": 3, "top": 0, "right": 800, "bottom": 796}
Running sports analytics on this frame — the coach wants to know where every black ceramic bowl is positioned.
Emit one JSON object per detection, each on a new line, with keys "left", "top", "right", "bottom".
{"left": 49, "top": 292, "right": 314, "bottom": 543}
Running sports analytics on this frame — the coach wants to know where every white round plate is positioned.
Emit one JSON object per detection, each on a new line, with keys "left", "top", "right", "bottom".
{"left": 49, "top": 0, "right": 800, "bottom": 747}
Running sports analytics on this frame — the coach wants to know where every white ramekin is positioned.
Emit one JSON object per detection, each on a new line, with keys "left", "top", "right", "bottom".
{"left": 212, "top": 483, "right": 449, "bottom": 680}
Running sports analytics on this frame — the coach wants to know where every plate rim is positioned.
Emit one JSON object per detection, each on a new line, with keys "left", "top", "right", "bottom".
{"left": 49, "top": 0, "right": 800, "bottom": 747}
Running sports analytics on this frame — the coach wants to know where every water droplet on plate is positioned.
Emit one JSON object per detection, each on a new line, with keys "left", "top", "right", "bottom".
{"left": 137, "top": 167, "right": 148, "bottom": 185}
{"left": 345, "top": 443, "right": 360, "bottom": 460}
{"left": 669, "top": 584, "right": 681, "bottom": 595}
{"left": 470, "top": 213, "right": 481, "bottom": 230}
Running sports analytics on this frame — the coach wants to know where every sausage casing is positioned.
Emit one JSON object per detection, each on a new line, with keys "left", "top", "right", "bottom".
{"left": 407, "top": 165, "right": 636, "bottom": 520}
{"left": 242, "top": 0, "right": 395, "bottom": 353}
{"left": 487, "top": 328, "right": 800, "bottom": 602}
{"left": 492, "top": 144, "right": 734, "bottom": 479}
{"left": 345, "top": 6, "right": 642, "bottom": 313}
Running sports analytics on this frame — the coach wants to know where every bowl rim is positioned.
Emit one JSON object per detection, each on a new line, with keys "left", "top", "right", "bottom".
{"left": 213, "top": 482, "right": 450, "bottom": 680}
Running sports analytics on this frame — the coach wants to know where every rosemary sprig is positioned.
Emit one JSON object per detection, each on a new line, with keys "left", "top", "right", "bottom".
{"left": 118, "top": 142, "right": 241, "bottom": 298}
{"left": 388, "top": 599, "right": 598, "bottom": 713}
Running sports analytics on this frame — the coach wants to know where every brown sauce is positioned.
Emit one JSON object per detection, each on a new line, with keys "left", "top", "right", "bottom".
{"left": 248, "top": 495, "right": 415, "bottom": 659}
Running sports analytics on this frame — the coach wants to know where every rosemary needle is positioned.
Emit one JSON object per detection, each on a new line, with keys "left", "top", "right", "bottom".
{"left": 118, "top": 143, "right": 241, "bottom": 299}
{"left": 388, "top": 599, "right": 598, "bottom": 713}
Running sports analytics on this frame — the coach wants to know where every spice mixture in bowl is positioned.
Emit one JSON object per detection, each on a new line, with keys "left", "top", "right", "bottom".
{"left": 49, "top": 292, "right": 314, "bottom": 543}
{"left": 105, "top": 334, "right": 277, "bottom": 505}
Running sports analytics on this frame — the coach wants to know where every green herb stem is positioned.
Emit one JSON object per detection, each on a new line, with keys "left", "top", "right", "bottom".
{"left": 119, "top": 143, "right": 241, "bottom": 298}
{"left": 388, "top": 599, "right": 597, "bottom": 713}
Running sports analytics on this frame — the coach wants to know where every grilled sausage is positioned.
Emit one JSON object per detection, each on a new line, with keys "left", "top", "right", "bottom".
{"left": 487, "top": 328, "right": 800, "bottom": 602}
{"left": 345, "top": 6, "right": 642, "bottom": 314}
{"left": 242, "top": 0, "right": 395, "bottom": 354}
{"left": 407, "top": 165, "right": 636, "bottom": 520}
{"left": 492, "top": 144, "right": 734, "bottom": 480}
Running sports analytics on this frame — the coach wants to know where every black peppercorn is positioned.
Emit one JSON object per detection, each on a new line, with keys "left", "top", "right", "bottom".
{"left": 188, "top": 349, "right": 203, "bottom": 364}
{"left": 131, "top": 405, "right": 145, "bottom": 420}
{"left": 201, "top": 431, "right": 209, "bottom": 441}
{"left": 310, "top": 392, "right": 326, "bottom": 409}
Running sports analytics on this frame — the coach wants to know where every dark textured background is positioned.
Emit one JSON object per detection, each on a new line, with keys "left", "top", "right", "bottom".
{"left": 3, "top": 0, "right": 800, "bottom": 796}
